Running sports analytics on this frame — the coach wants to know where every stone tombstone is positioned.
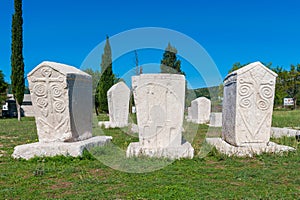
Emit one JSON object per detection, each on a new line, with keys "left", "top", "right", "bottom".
{"left": 126, "top": 74, "right": 194, "bottom": 159}
{"left": 190, "top": 97, "right": 211, "bottom": 124}
{"left": 209, "top": 112, "right": 222, "bottom": 127}
{"left": 27, "top": 61, "right": 93, "bottom": 142}
{"left": 99, "top": 82, "right": 130, "bottom": 128}
{"left": 222, "top": 61, "right": 277, "bottom": 146}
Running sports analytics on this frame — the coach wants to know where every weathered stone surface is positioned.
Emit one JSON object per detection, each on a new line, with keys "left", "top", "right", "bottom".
{"left": 188, "top": 97, "right": 211, "bottom": 124}
{"left": 98, "top": 82, "right": 130, "bottom": 128}
{"left": 27, "top": 61, "right": 92, "bottom": 142}
{"left": 126, "top": 74, "right": 194, "bottom": 159}
{"left": 186, "top": 107, "right": 192, "bottom": 120}
{"left": 209, "top": 112, "right": 222, "bottom": 127}
{"left": 271, "top": 127, "right": 300, "bottom": 138}
{"left": 12, "top": 61, "right": 114, "bottom": 160}
{"left": 222, "top": 62, "right": 277, "bottom": 146}
{"left": 12, "top": 136, "right": 112, "bottom": 160}
{"left": 127, "top": 142, "right": 194, "bottom": 159}
{"left": 206, "top": 138, "right": 295, "bottom": 157}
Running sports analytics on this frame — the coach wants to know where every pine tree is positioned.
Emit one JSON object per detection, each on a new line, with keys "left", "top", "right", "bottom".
{"left": 11, "top": 0, "right": 25, "bottom": 121}
{"left": 96, "top": 36, "right": 114, "bottom": 113}
{"left": 160, "top": 42, "right": 183, "bottom": 74}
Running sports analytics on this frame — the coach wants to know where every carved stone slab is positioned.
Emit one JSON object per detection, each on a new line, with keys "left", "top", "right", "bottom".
{"left": 27, "top": 61, "right": 93, "bottom": 142}
{"left": 98, "top": 82, "right": 130, "bottom": 128}
{"left": 188, "top": 97, "right": 211, "bottom": 124}
{"left": 222, "top": 61, "right": 277, "bottom": 146}
{"left": 126, "top": 74, "right": 194, "bottom": 159}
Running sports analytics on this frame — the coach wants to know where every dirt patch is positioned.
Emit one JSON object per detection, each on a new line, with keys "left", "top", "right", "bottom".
{"left": 0, "top": 150, "right": 7, "bottom": 157}
{"left": 50, "top": 180, "right": 73, "bottom": 190}
{"left": 206, "top": 160, "right": 226, "bottom": 169}
{"left": 88, "top": 168, "right": 112, "bottom": 177}
{"left": 0, "top": 135, "right": 18, "bottom": 140}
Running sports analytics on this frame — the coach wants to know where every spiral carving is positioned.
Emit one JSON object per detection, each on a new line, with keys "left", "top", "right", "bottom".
{"left": 33, "top": 84, "right": 47, "bottom": 97}
{"left": 239, "top": 84, "right": 252, "bottom": 96}
{"left": 41, "top": 67, "right": 52, "bottom": 77}
{"left": 36, "top": 97, "right": 48, "bottom": 108}
{"left": 239, "top": 83, "right": 253, "bottom": 108}
{"left": 260, "top": 85, "right": 273, "bottom": 99}
{"left": 53, "top": 100, "right": 66, "bottom": 113}
{"left": 240, "top": 98, "right": 251, "bottom": 108}
{"left": 51, "top": 84, "right": 63, "bottom": 98}
{"left": 257, "top": 99, "right": 269, "bottom": 110}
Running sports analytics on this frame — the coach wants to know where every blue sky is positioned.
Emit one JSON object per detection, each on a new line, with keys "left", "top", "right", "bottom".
{"left": 1, "top": 0, "right": 300, "bottom": 88}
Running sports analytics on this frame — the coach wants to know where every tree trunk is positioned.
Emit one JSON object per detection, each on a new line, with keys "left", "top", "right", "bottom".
{"left": 294, "top": 98, "right": 297, "bottom": 110}
{"left": 95, "top": 106, "right": 99, "bottom": 116}
{"left": 16, "top": 100, "right": 21, "bottom": 121}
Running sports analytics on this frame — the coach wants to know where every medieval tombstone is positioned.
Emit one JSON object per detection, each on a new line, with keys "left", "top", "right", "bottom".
{"left": 126, "top": 74, "right": 194, "bottom": 159}
{"left": 187, "top": 97, "right": 211, "bottom": 124}
{"left": 209, "top": 112, "right": 222, "bottom": 127}
{"left": 98, "top": 82, "right": 130, "bottom": 128}
{"left": 12, "top": 61, "right": 112, "bottom": 160}
{"left": 206, "top": 61, "right": 295, "bottom": 156}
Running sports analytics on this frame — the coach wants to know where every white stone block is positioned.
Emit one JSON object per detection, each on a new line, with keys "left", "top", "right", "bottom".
{"left": 188, "top": 97, "right": 211, "bottom": 124}
{"left": 98, "top": 82, "right": 130, "bottom": 128}
{"left": 126, "top": 74, "right": 194, "bottom": 159}
{"left": 27, "top": 61, "right": 93, "bottom": 142}
{"left": 209, "top": 112, "right": 222, "bottom": 127}
{"left": 271, "top": 127, "right": 300, "bottom": 138}
{"left": 12, "top": 136, "right": 112, "bottom": 160}
{"left": 206, "top": 137, "right": 295, "bottom": 157}
{"left": 222, "top": 62, "right": 277, "bottom": 146}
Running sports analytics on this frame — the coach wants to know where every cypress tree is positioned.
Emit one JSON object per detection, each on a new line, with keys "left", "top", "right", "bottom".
{"left": 0, "top": 70, "right": 8, "bottom": 105}
{"left": 96, "top": 36, "right": 114, "bottom": 113}
{"left": 11, "top": 0, "right": 25, "bottom": 121}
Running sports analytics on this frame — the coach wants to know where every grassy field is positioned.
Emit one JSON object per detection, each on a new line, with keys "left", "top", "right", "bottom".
{"left": 272, "top": 109, "right": 300, "bottom": 128}
{"left": 0, "top": 112, "right": 299, "bottom": 199}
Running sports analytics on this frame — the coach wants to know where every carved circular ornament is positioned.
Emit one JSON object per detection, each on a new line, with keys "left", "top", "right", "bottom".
{"left": 33, "top": 84, "right": 47, "bottom": 97}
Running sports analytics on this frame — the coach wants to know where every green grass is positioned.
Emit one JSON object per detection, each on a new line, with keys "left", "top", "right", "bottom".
{"left": 0, "top": 114, "right": 299, "bottom": 199}
{"left": 272, "top": 109, "right": 300, "bottom": 128}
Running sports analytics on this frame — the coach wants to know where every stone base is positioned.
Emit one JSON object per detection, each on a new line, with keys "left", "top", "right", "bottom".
{"left": 98, "top": 121, "right": 128, "bottom": 128}
{"left": 187, "top": 119, "right": 208, "bottom": 124}
{"left": 126, "top": 142, "right": 194, "bottom": 159}
{"left": 206, "top": 138, "right": 295, "bottom": 157}
{"left": 12, "top": 136, "right": 112, "bottom": 160}
{"left": 271, "top": 127, "right": 300, "bottom": 138}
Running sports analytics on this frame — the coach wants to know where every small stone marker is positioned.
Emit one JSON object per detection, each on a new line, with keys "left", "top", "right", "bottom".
{"left": 12, "top": 61, "right": 112, "bottom": 160}
{"left": 187, "top": 97, "right": 211, "bottom": 124}
{"left": 209, "top": 112, "right": 222, "bottom": 127}
{"left": 99, "top": 82, "right": 130, "bottom": 128}
{"left": 126, "top": 74, "right": 194, "bottom": 159}
{"left": 206, "top": 61, "right": 295, "bottom": 156}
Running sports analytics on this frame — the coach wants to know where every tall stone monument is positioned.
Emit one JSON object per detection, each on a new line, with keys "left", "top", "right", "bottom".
{"left": 206, "top": 62, "right": 295, "bottom": 156}
{"left": 98, "top": 82, "right": 130, "bottom": 128}
{"left": 188, "top": 97, "right": 211, "bottom": 124}
{"left": 126, "top": 74, "right": 194, "bottom": 159}
{"left": 12, "top": 61, "right": 112, "bottom": 160}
